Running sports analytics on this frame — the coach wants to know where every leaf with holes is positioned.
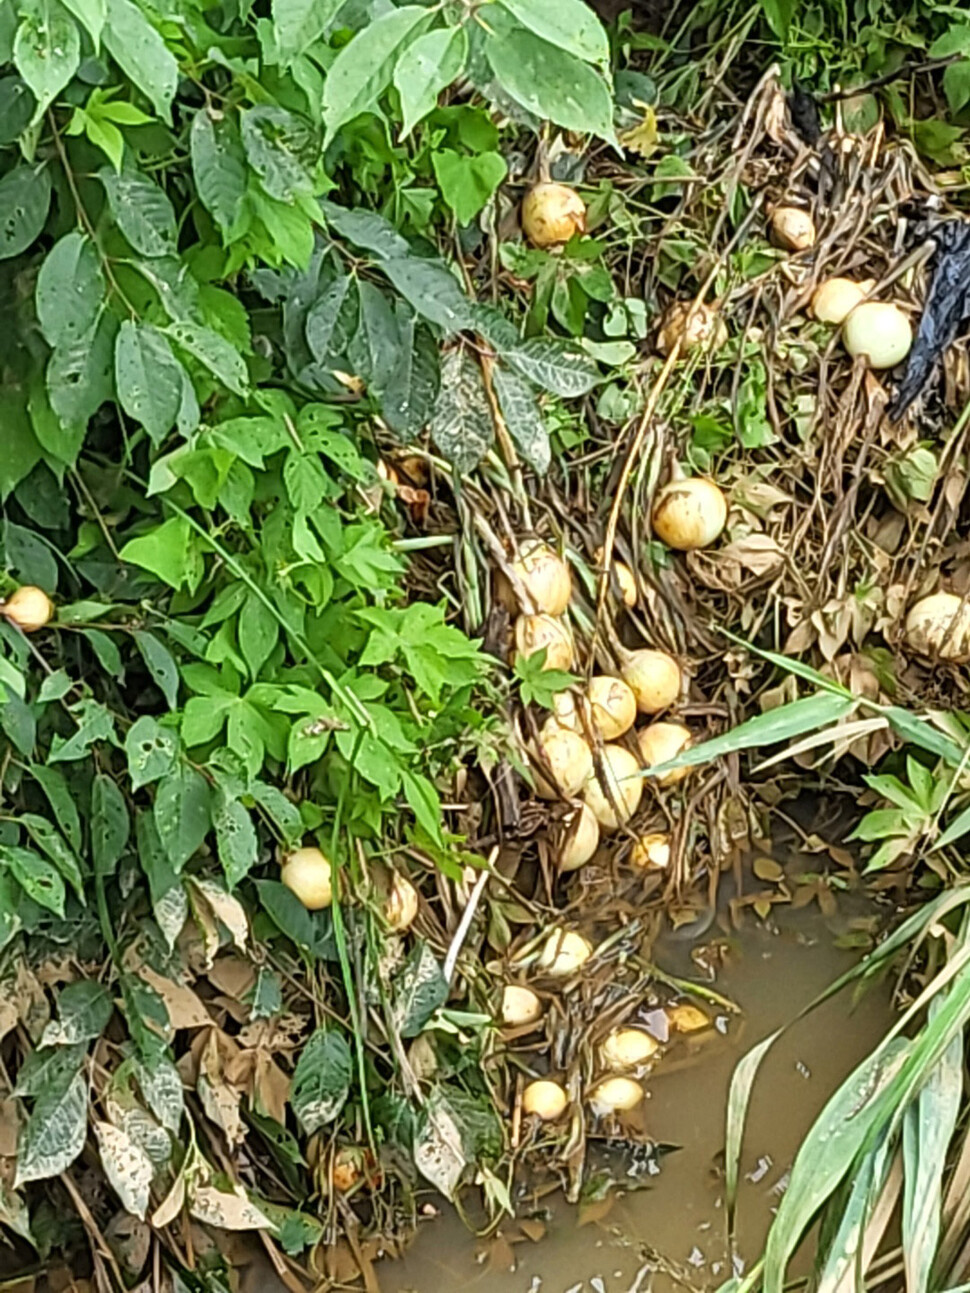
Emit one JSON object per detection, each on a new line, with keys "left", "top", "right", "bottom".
{"left": 115, "top": 321, "right": 188, "bottom": 445}
{"left": 14, "top": 0, "right": 80, "bottom": 113}
{"left": 35, "top": 231, "right": 104, "bottom": 350}
{"left": 100, "top": 168, "right": 176, "bottom": 258}
{"left": 0, "top": 165, "right": 51, "bottom": 260}
{"left": 125, "top": 715, "right": 177, "bottom": 790}
{"left": 1, "top": 844, "right": 65, "bottom": 916}
{"left": 213, "top": 790, "right": 258, "bottom": 888}
{"left": 20, "top": 814, "right": 85, "bottom": 902}
{"left": 154, "top": 765, "right": 211, "bottom": 872}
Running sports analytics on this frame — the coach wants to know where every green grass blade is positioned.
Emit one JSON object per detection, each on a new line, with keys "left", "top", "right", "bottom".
{"left": 725, "top": 1030, "right": 780, "bottom": 1239}
{"left": 880, "top": 707, "right": 967, "bottom": 769}
{"left": 718, "top": 629, "right": 854, "bottom": 697}
{"left": 815, "top": 1130, "right": 897, "bottom": 1293}
{"left": 751, "top": 716, "right": 889, "bottom": 773}
{"left": 933, "top": 802, "right": 970, "bottom": 852}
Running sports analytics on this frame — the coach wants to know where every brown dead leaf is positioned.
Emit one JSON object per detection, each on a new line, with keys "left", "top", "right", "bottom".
{"left": 753, "top": 856, "right": 785, "bottom": 883}
{"left": 252, "top": 1051, "right": 290, "bottom": 1125}
{"left": 138, "top": 967, "right": 211, "bottom": 1032}
{"left": 577, "top": 1194, "right": 615, "bottom": 1227}
{"left": 518, "top": 1218, "right": 546, "bottom": 1243}
{"left": 0, "top": 1100, "right": 20, "bottom": 1158}
{"left": 207, "top": 956, "right": 256, "bottom": 1001}
{"left": 198, "top": 1030, "right": 246, "bottom": 1148}
{"left": 189, "top": 1186, "right": 271, "bottom": 1231}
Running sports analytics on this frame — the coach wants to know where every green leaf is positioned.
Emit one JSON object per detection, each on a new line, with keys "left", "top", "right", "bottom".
{"left": 132, "top": 630, "right": 179, "bottom": 707}
{"left": 390, "top": 941, "right": 448, "bottom": 1037}
{"left": 256, "top": 879, "right": 336, "bottom": 959}
{"left": 944, "top": 59, "right": 970, "bottom": 115}
{"left": 102, "top": 0, "right": 178, "bottom": 122}
{"left": 500, "top": 336, "right": 599, "bottom": 397}
{"left": 756, "top": 0, "right": 797, "bottom": 39}
{"left": 190, "top": 111, "right": 248, "bottom": 239}
{"left": 49, "top": 698, "right": 116, "bottom": 763}
{"left": 401, "top": 769, "right": 443, "bottom": 845}
{"left": 933, "top": 801, "right": 970, "bottom": 852}
{"left": 483, "top": 19, "right": 615, "bottom": 144}
{"left": 0, "top": 393, "right": 41, "bottom": 500}
{"left": 115, "top": 320, "right": 186, "bottom": 445}
{"left": 393, "top": 26, "right": 467, "bottom": 138}
{"left": 41, "top": 980, "right": 113, "bottom": 1046}
{"left": 47, "top": 313, "right": 117, "bottom": 426}
{"left": 290, "top": 1028, "right": 353, "bottom": 1133}
{"left": 238, "top": 591, "right": 278, "bottom": 679}
{"left": 91, "top": 772, "right": 129, "bottom": 877}
{"left": 0, "top": 76, "right": 36, "bottom": 144}
{"left": 125, "top": 715, "right": 177, "bottom": 790}
{"left": 0, "top": 164, "right": 51, "bottom": 259}
{"left": 272, "top": 0, "right": 342, "bottom": 67}
{"left": 100, "top": 167, "right": 177, "bottom": 258}
{"left": 930, "top": 25, "right": 970, "bottom": 58}
{"left": 154, "top": 764, "right": 211, "bottom": 871}
{"left": 61, "top": 0, "right": 105, "bottom": 47}
{"left": 120, "top": 516, "right": 204, "bottom": 592}
{"left": 346, "top": 282, "right": 401, "bottom": 393}
{"left": 491, "top": 361, "right": 550, "bottom": 473}
{"left": 381, "top": 316, "right": 439, "bottom": 436}
{"left": 29, "top": 764, "right": 81, "bottom": 851}
{"left": 213, "top": 791, "right": 258, "bottom": 888}
{"left": 15, "top": 1067, "right": 87, "bottom": 1186}
{"left": 496, "top": 0, "right": 609, "bottom": 67}
{"left": 241, "top": 105, "right": 313, "bottom": 201}
{"left": 1, "top": 844, "right": 66, "bottom": 916}
{"left": 14, "top": 0, "right": 80, "bottom": 114}
{"left": 35, "top": 232, "right": 105, "bottom": 350}
{"left": 322, "top": 5, "right": 432, "bottom": 146}
{"left": 20, "top": 814, "right": 85, "bottom": 902}
{"left": 429, "top": 348, "right": 493, "bottom": 473}
{"left": 431, "top": 148, "right": 507, "bottom": 225}
{"left": 379, "top": 257, "right": 474, "bottom": 333}
{"left": 165, "top": 321, "right": 249, "bottom": 396}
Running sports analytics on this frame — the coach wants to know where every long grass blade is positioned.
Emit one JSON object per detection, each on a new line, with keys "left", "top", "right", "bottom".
{"left": 725, "top": 1030, "right": 780, "bottom": 1240}
{"left": 751, "top": 716, "right": 889, "bottom": 773}
{"left": 718, "top": 629, "right": 854, "bottom": 697}
{"left": 880, "top": 707, "right": 967, "bottom": 769}
{"left": 815, "top": 1133, "right": 899, "bottom": 1293}
{"left": 933, "top": 801, "right": 970, "bottom": 852}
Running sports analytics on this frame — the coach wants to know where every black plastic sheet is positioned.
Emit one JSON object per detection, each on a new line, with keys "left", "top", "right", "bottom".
{"left": 890, "top": 221, "right": 970, "bottom": 421}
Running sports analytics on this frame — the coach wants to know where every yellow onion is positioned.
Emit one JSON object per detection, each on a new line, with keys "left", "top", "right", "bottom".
{"left": 514, "top": 613, "right": 574, "bottom": 671}
{"left": 281, "top": 846, "right": 333, "bottom": 910}
{"left": 595, "top": 547, "right": 637, "bottom": 608}
{"left": 2, "top": 585, "right": 53, "bottom": 633}
{"left": 537, "top": 927, "right": 593, "bottom": 977}
{"left": 522, "top": 1078, "right": 568, "bottom": 1120}
{"left": 385, "top": 873, "right": 419, "bottom": 932}
{"left": 657, "top": 301, "right": 728, "bottom": 356}
{"left": 588, "top": 1076, "right": 644, "bottom": 1115}
{"left": 667, "top": 1002, "right": 710, "bottom": 1033}
{"left": 811, "top": 277, "right": 874, "bottom": 325}
{"left": 521, "top": 183, "right": 586, "bottom": 248}
{"left": 552, "top": 689, "right": 582, "bottom": 732}
{"left": 500, "top": 984, "right": 544, "bottom": 1028}
{"left": 534, "top": 721, "right": 593, "bottom": 799}
{"left": 332, "top": 1150, "right": 362, "bottom": 1192}
{"left": 600, "top": 1028, "right": 661, "bottom": 1071}
{"left": 588, "top": 675, "right": 637, "bottom": 741}
{"left": 770, "top": 206, "right": 816, "bottom": 251}
{"left": 629, "top": 832, "right": 671, "bottom": 870}
{"left": 904, "top": 591, "right": 970, "bottom": 661}
{"left": 652, "top": 478, "right": 728, "bottom": 551}
{"left": 507, "top": 539, "right": 572, "bottom": 615}
{"left": 559, "top": 802, "right": 600, "bottom": 871}
{"left": 843, "top": 302, "right": 913, "bottom": 369}
{"left": 583, "top": 744, "right": 643, "bottom": 830}
{"left": 638, "top": 722, "right": 692, "bottom": 787}
{"left": 621, "top": 648, "right": 682, "bottom": 714}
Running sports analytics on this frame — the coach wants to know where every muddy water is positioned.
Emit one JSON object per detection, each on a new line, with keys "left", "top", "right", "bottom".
{"left": 380, "top": 905, "right": 893, "bottom": 1293}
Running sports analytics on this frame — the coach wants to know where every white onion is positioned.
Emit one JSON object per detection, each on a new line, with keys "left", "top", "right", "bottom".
{"left": 843, "top": 302, "right": 912, "bottom": 369}
{"left": 811, "top": 277, "right": 874, "bottom": 325}
{"left": 559, "top": 803, "right": 600, "bottom": 871}
{"left": 534, "top": 722, "right": 593, "bottom": 799}
{"left": 507, "top": 539, "right": 572, "bottom": 615}
{"left": 629, "top": 833, "right": 671, "bottom": 870}
{"left": 522, "top": 1078, "right": 568, "bottom": 1120}
{"left": 521, "top": 183, "right": 586, "bottom": 248}
{"left": 588, "top": 1076, "right": 644, "bottom": 1115}
{"left": 2, "top": 585, "right": 53, "bottom": 633}
{"left": 638, "top": 722, "right": 692, "bottom": 787}
{"left": 904, "top": 591, "right": 970, "bottom": 661}
{"left": 652, "top": 478, "right": 727, "bottom": 550}
{"left": 385, "top": 873, "right": 419, "bottom": 932}
{"left": 587, "top": 675, "right": 637, "bottom": 741}
{"left": 657, "top": 301, "right": 727, "bottom": 356}
{"left": 600, "top": 1028, "right": 660, "bottom": 1071}
{"left": 514, "top": 613, "right": 574, "bottom": 671}
{"left": 536, "top": 928, "right": 593, "bottom": 977}
{"left": 621, "top": 648, "right": 682, "bottom": 714}
{"left": 281, "top": 847, "right": 333, "bottom": 910}
{"left": 771, "top": 206, "right": 816, "bottom": 251}
{"left": 500, "top": 985, "right": 544, "bottom": 1028}
{"left": 583, "top": 744, "right": 643, "bottom": 830}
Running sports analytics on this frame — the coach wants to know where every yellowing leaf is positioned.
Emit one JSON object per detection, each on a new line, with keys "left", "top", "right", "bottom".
{"left": 619, "top": 106, "right": 658, "bottom": 158}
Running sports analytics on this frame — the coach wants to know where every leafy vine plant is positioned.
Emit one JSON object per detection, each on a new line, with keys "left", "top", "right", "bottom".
{"left": 0, "top": 0, "right": 616, "bottom": 1266}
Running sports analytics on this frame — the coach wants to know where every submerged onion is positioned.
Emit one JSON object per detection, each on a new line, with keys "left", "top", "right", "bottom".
{"left": 522, "top": 183, "right": 587, "bottom": 248}
{"left": 535, "top": 722, "right": 593, "bottom": 799}
{"left": 514, "top": 613, "right": 574, "bottom": 671}
{"left": 536, "top": 927, "right": 593, "bottom": 977}
{"left": 904, "top": 591, "right": 970, "bottom": 661}
{"left": 638, "top": 722, "right": 692, "bottom": 787}
{"left": 621, "top": 648, "right": 683, "bottom": 714}
{"left": 587, "top": 675, "right": 637, "bottom": 741}
{"left": 2, "top": 585, "right": 53, "bottom": 633}
{"left": 501, "top": 985, "right": 544, "bottom": 1028}
{"left": 583, "top": 744, "right": 643, "bottom": 830}
{"left": 600, "top": 1028, "right": 661, "bottom": 1071}
{"left": 842, "top": 302, "right": 912, "bottom": 369}
{"left": 588, "top": 1076, "right": 644, "bottom": 1115}
{"left": 667, "top": 1002, "right": 710, "bottom": 1033}
{"left": 559, "top": 803, "right": 600, "bottom": 871}
{"left": 651, "top": 478, "right": 727, "bottom": 551}
{"left": 522, "top": 1078, "right": 569, "bottom": 1120}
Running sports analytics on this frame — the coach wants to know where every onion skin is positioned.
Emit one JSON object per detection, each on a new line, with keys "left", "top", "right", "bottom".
{"left": 651, "top": 478, "right": 727, "bottom": 551}
{"left": 521, "top": 183, "right": 586, "bottom": 248}
{"left": 667, "top": 1002, "right": 710, "bottom": 1033}
{"left": 587, "top": 675, "right": 637, "bottom": 741}
{"left": 500, "top": 985, "right": 544, "bottom": 1028}
{"left": 583, "top": 744, "right": 643, "bottom": 830}
{"left": 534, "top": 722, "right": 593, "bottom": 799}
{"left": 904, "top": 592, "right": 970, "bottom": 662}
{"left": 842, "top": 302, "right": 913, "bottom": 369}
{"left": 514, "top": 613, "right": 574, "bottom": 672}
{"left": 281, "top": 847, "right": 333, "bottom": 910}
{"left": 2, "top": 586, "right": 54, "bottom": 632}
{"left": 508, "top": 539, "right": 573, "bottom": 615}
{"left": 638, "top": 722, "right": 692, "bottom": 787}
{"left": 522, "top": 1078, "right": 568, "bottom": 1120}
{"left": 385, "top": 874, "right": 419, "bottom": 932}
{"left": 588, "top": 1076, "right": 644, "bottom": 1114}
{"left": 770, "top": 206, "right": 816, "bottom": 251}
{"left": 629, "top": 832, "right": 671, "bottom": 870}
{"left": 559, "top": 803, "right": 600, "bottom": 871}
{"left": 621, "top": 649, "right": 682, "bottom": 714}
{"left": 657, "top": 301, "right": 727, "bottom": 356}
{"left": 537, "top": 928, "right": 592, "bottom": 977}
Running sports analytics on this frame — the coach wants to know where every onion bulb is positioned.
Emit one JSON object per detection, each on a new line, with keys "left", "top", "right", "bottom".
{"left": 2, "top": 585, "right": 53, "bottom": 633}
{"left": 507, "top": 539, "right": 572, "bottom": 615}
{"left": 588, "top": 675, "right": 637, "bottom": 741}
{"left": 595, "top": 547, "right": 637, "bottom": 608}
{"left": 332, "top": 1150, "right": 362, "bottom": 1192}
{"left": 534, "top": 722, "right": 593, "bottom": 799}
{"left": 385, "top": 873, "right": 419, "bottom": 932}
{"left": 559, "top": 803, "right": 600, "bottom": 871}
{"left": 522, "top": 1078, "right": 568, "bottom": 1120}
{"left": 514, "top": 613, "right": 574, "bottom": 671}
{"left": 811, "top": 277, "right": 874, "bottom": 325}
{"left": 552, "top": 689, "right": 582, "bottom": 732}
{"left": 657, "top": 301, "right": 727, "bottom": 356}
{"left": 667, "top": 1002, "right": 710, "bottom": 1033}
{"left": 600, "top": 1028, "right": 661, "bottom": 1071}
{"left": 537, "top": 927, "right": 593, "bottom": 977}
{"left": 904, "top": 591, "right": 970, "bottom": 661}
{"left": 588, "top": 1076, "right": 644, "bottom": 1115}
{"left": 621, "top": 648, "right": 682, "bottom": 714}
{"left": 583, "top": 744, "right": 643, "bottom": 830}
{"left": 652, "top": 478, "right": 728, "bottom": 551}
{"left": 638, "top": 722, "right": 692, "bottom": 787}
{"left": 770, "top": 206, "right": 816, "bottom": 251}
{"left": 501, "top": 984, "right": 544, "bottom": 1028}
{"left": 521, "top": 183, "right": 586, "bottom": 248}
{"left": 281, "top": 846, "right": 333, "bottom": 910}
{"left": 842, "top": 302, "right": 913, "bottom": 369}
{"left": 629, "top": 832, "right": 671, "bottom": 870}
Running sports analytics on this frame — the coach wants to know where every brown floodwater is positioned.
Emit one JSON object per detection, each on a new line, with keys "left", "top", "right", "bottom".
{"left": 378, "top": 901, "right": 894, "bottom": 1293}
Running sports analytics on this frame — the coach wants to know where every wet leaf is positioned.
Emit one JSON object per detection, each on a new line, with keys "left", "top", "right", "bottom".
{"left": 753, "top": 856, "right": 785, "bottom": 883}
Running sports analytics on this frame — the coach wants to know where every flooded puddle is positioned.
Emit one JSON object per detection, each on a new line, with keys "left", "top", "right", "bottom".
{"left": 380, "top": 903, "right": 892, "bottom": 1293}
